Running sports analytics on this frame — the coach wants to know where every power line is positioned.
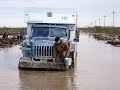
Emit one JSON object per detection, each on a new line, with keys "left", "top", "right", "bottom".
{"left": 86, "top": 10, "right": 115, "bottom": 27}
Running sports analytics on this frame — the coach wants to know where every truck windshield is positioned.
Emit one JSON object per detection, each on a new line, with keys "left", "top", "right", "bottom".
{"left": 32, "top": 27, "right": 67, "bottom": 37}
{"left": 32, "top": 27, "right": 49, "bottom": 37}
{"left": 49, "top": 27, "right": 67, "bottom": 37}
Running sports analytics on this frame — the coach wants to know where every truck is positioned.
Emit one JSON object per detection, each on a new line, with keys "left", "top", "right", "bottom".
{"left": 18, "top": 8, "right": 79, "bottom": 70}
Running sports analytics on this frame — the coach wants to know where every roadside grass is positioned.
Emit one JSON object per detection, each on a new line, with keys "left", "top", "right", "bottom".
{"left": 0, "top": 27, "right": 27, "bottom": 34}
{"left": 80, "top": 26, "right": 120, "bottom": 35}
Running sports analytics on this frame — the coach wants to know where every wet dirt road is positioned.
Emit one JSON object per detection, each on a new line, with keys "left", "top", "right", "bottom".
{"left": 0, "top": 33, "right": 120, "bottom": 90}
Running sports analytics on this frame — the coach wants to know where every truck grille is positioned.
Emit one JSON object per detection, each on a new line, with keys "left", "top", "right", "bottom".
{"left": 33, "top": 45, "right": 53, "bottom": 59}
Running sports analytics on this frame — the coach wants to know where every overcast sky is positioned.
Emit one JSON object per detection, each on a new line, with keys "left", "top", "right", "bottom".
{"left": 0, "top": 0, "right": 120, "bottom": 27}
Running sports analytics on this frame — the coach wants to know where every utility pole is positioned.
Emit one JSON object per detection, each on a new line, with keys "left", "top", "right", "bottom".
{"left": 98, "top": 19, "right": 100, "bottom": 26}
{"left": 104, "top": 16, "right": 106, "bottom": 28}
{"left": 112, "top": 10, "right": 115, "bottom": 29}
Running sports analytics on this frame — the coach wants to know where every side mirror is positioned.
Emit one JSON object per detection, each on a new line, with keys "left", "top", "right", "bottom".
{"left": 76, "top": 30, "right": 80, "bottom": 38}
{"left": 74, "top": 38, "right": 79, "bottom": 42}
{"left": 23, "top": 35, "right": 30, "bottom": 40}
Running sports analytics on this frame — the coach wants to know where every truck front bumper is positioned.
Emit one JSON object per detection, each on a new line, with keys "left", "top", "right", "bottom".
{"left": 18, "top": 57, "right": 69, "bottom": 70}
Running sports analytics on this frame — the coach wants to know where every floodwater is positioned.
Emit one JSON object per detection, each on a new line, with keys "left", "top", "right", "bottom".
{"left": 0, "top": 33, "right": 120, "bottom": 90}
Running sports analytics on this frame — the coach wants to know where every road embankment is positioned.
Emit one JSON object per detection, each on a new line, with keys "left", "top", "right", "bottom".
{"left": 92, "top": 33, "right": 120, "bottom": 47}
{"left": 80, "top": 27, "right": 120, "bottom": 47}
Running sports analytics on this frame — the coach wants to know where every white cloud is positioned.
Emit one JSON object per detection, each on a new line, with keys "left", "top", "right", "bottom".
{"left": 0, "top": 17, "right": 26, "bottom": 27}
{"left": 0, "top": 0, "right": 51, "bottom": 8}
{"left": 0, "top": 0, "right": 120, "bottom": 27}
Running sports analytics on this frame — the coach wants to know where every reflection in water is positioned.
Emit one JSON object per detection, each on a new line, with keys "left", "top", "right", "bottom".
{"left": 19, "top": 70, "right": 77, "bottom": 90}
{"left": 0, "top": 45, "right": 22, "bottom": 70}
{"left": 0, "top": 34, "right": 120, "bottom": 90}
{"left": 0, "top": 45, "right": 22, "bottom": 90}
{"left": 76, "top": 33, "right": 120, "bottom": 90}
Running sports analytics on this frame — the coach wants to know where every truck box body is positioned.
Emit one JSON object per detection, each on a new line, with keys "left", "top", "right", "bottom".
{"left": 25, "top": 8, "right": 77, "bottom": 24}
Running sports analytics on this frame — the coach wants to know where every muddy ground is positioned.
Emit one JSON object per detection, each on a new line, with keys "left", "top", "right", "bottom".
{"left": 0, "top": 38, "right": 19, "bottom": 48}
{"left": 0, "top": 33, "right": 20, "bottom": 48}
{"left": 89, "top": 33, "right": 120, "bottom": 47}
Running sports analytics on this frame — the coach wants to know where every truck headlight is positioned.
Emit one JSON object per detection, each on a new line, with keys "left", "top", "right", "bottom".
{"left": 22, "top": 39, "right": 31, "bottom": 48}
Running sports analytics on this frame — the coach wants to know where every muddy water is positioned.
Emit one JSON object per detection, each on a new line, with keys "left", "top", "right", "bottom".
{"left": 0, "top": 33, "right": 120, "bottom": 90}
